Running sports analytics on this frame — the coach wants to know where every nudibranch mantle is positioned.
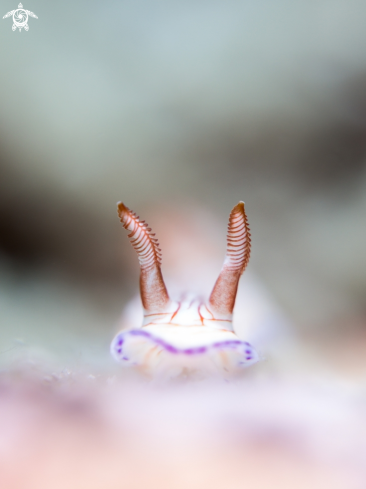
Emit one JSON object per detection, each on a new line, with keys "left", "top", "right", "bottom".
{"left": 111, "top": 202, "right": 259, "bottom": 377}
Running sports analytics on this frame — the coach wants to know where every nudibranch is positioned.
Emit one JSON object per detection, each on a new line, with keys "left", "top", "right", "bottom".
{"left": 111, "top": 202, "right": 259, "bottom": 378}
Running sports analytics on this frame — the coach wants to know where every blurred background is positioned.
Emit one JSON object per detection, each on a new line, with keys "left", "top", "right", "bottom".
{"left": 1, "top": 1, "right": 366, "bottom": 488}
{"left": 1, "top": 0, "right": 366, "bottom": 366}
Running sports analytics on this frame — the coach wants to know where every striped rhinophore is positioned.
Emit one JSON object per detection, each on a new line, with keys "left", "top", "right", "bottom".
{"left": 117, "top": 202, "right": 169, "bottom": 312}
{"left": 208, "top": 202, "right": 251, "bottom": 316}
{"left": 225, "top": 201, "right": 251, "bottom": 273}
{"left": 118, "top": 202, "right": 163, "bottom": 269}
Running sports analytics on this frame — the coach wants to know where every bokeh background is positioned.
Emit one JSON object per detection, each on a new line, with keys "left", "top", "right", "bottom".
{"left": 1, "top": 1, "right": 366, "bottom": 488}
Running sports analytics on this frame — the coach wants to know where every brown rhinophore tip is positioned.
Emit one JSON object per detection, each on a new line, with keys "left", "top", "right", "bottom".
{"left": 117, "top": 202, "right": 170, "bottom": 312}
{"left": 208, "top": 201, "right": 251, "bottom": 315}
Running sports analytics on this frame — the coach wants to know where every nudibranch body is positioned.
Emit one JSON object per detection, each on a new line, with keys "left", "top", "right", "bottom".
{"left": 111, "top": 202, "right": 259, "bottom": 378}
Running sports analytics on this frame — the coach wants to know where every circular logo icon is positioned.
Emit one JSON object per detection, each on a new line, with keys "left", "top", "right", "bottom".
{"left": 13, "top": 8, "right": 28, "bottom": 28}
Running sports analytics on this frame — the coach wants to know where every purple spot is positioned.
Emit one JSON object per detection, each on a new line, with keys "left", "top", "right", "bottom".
{"left": 245, "top": 349, "right": 251, "bottom": 354}
{"left": 118, "top": 338, "right": 123, "bottom": 346}
{"left": 117, "top": 348, "right": 122, "bottom": 354}
{"left": 246, "top": 356, "right": 252, "bottom": 360}
{"left": 122, "top": 356, "right": 129, "bottom": 361}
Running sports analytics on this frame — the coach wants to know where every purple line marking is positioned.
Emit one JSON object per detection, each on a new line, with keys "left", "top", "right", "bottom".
{"left": 165, "top": 344, "right": 178, "bottom": 354}
{"left": 129, "top": 330, "right": 150, "bottom": 337}
{"left": 212, "top": 340, "right": 242, "bottom": 348}
{"left": 183, "top": 346, "right": 207, "bottom": 355}
{"left": 116, "top": 330, "right": 256, "bottom": 359}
